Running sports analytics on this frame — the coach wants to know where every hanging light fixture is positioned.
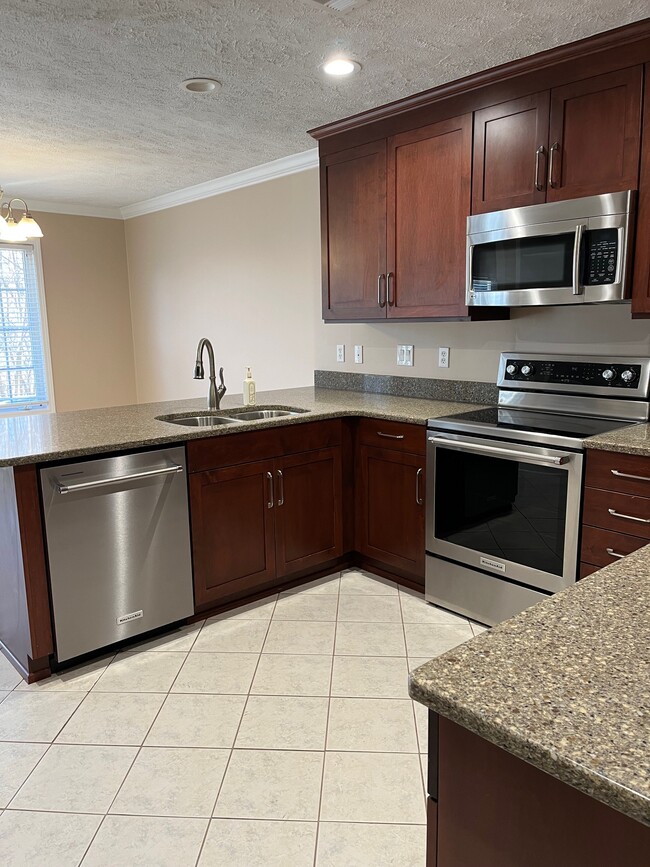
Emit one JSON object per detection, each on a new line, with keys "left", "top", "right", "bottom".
{"left": 0, "top": 188, "right": 44, "bottom": 242}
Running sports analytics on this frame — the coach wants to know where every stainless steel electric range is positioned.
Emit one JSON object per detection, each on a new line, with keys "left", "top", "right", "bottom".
{"left": 425, "top": 353, "right": 650, "bottom": 626}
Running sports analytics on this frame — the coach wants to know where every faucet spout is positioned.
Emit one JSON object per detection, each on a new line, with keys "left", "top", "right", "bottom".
{"left": 194, "top": 338, "right": 226, "bottom": 411}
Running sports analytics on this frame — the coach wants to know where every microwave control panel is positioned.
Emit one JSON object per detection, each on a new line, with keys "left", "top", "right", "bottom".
{"left": 583, "top": 229, "right": 618, "bottom": 285}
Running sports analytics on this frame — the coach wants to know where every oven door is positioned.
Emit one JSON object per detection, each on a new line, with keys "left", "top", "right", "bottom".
{"left": 426, "top": 432, "right": 583, "bottom": 594}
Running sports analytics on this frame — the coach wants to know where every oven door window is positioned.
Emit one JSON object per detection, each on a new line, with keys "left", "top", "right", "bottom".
{"left": 435, "top": 449, "right": 568, "bottom": 576}
{"left": 472, "top": 233, "right": 574, "bottom": 293}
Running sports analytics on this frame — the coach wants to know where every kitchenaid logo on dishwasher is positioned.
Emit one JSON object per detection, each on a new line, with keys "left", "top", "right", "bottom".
{"left": 480, "top": 556, "right": 506, "bottom": 573}
{"left": 117, "top": 610, "right": 143, "bottom": 625}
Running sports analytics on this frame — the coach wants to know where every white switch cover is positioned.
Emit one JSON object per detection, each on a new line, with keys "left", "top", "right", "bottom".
{"left": 354, "top": 345, "right": 363, "bottom": 364}
{"left": 439, "top": 347, "right": 450, "bottom": 368}
{"left": 336, "top": 344, "right": 345, "bottom": 363}
{"left": 397, "top": 345, "right": 414, "bottom": 366}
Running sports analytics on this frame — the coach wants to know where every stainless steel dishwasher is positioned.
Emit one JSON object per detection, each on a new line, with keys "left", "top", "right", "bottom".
{"left": 40, "top": 446, "right": 194, "bottom": 662}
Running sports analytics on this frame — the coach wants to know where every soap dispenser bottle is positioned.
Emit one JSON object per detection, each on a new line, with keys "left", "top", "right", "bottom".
{"left": 243, "top": 366, "right": 256, "bottom": 407}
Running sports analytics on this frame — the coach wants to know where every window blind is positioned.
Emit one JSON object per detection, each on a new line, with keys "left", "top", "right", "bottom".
{"left": 0, "top": 243, "right": 50, "bottom": 412}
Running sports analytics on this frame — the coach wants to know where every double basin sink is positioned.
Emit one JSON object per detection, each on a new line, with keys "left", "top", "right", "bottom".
{"left": 156, "top": 406, "right": 309, "bottom": 428}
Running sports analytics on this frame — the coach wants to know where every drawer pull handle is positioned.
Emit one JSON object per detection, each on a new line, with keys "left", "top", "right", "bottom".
{"left": 611, "top": 469, "right": 650, "bottom": 483}
{"left": 416, "top": 468, "right": 424, "bottom": 505}
{"left": 277, "top": 469, "right": 284, "bottom": 507}
{"left": 607, "top": 508, "right": 650, "bottom": 524}
{"left": 377, "top": 432, "right": 405, "bottom": 440}
{"left": 606, "top": 547, "right": 625, "bottom": 560}
{"left": 266, "top": 471, "right": 274, "bottom": 509}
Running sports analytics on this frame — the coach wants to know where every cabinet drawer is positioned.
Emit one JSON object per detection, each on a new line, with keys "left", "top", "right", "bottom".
{"left": 580, "top": 524, "right": 647, "bottom": 568}
{"left": 357, "top": 418, "right": 426, "bottom": 455}
{"left": 187, "top": 419, "right": 342, "bottom": 473}
{"left": 579, "top": 562, "right": 599, "bottom": 579}
{"left": 582, "top": 487, "right": 650, "bottom": 539}
{"left": 585, "top": 449, "right": 650, "bottom": 497}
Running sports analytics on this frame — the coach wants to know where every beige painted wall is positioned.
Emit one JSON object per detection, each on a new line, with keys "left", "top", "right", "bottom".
{"left": 125, "top": 166, "right": 650, "bottom": 403}
{"left": 125, "top": 170, "right": 319, "bottom": 403}
{"left": 35, "top": 212, "right": 136, "bottom": 411}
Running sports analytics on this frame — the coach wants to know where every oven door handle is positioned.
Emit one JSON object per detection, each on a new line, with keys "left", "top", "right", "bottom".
{"left": 427, "top": 435, "right": 571, "bottom": 467}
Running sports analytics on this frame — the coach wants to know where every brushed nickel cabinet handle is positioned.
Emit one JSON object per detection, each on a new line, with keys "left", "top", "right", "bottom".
{"left": 416, "top": 468, "right": 424, "bottom": 505}
{"left": 387, "top": 272, "right": 395, "bottom": 306}
{"left": 534, "top": 145, "right": 545, "bottom": 191}
{"left": 611, "top": 469, "right": 650, "bottom": 482}
{"left": 606, "top": 547, "right": 625, "bottom": 559}
{"left": 548, "top": 141, "right": 559, "bottom": 188}
{"left": 378, "top": 274, "right": 386, "bottom": 308}
{"left": 277, "top": 469, "right": 284, "bottom": 506}
{"left": 377, "top": 432, "right": 405, "bottom": 440}
{"left": 607, "top": 508, "right": 650, "bottom": 524}
{"left": 266, "top": 471, "right": 274, "bottom": 509}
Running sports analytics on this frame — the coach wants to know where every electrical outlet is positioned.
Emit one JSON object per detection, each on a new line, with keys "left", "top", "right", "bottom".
{"left": 354, "top": 345, "right": 363, "bottom": 363}
{"left": 439, "top": 347, "right": 450, "bottom": 368}
{"left": 397, "top": 345, "right": 414, "bottom": 366}
{"left": 336, "top": 344, "right": 345, "bottom": 363}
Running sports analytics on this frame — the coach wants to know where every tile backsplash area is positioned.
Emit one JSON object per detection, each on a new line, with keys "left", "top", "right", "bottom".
{"left": 315, "top": 303, "right": 650, "bottom": 383}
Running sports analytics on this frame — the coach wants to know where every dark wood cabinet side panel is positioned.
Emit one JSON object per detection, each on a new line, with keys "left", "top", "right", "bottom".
{"left": 632, "top": 62, "right": 650, "bottom": 317}
{"left": 547, "top": 66, "right": 643, "bottom": 201}
{"left": 472, "top": 92, "right": 550, "bottom": 213}
{"left": 322, "top": 141, "right": 387, "bottom": 320}
{"left": 387, "top": 114, "right": 472, "bottom": 319}
{"left": 437, "top": 716, "right": 650, "bottom": 867}
{"left": 426, "top": 797, "right": 438, "bottom": 867}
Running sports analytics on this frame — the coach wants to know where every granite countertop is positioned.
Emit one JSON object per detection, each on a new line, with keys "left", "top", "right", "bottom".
{"left": 0, "top": 386, "right": 488, "bottom": 468}
{"left": 409, "top": 545, "right": 650, "bottom": 826}
{"left": 585, "top": 422, "right": 650, "bottom": 458}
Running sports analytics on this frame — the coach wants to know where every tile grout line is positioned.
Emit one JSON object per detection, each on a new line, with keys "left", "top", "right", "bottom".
{"left": 192, "top": 591, "right": 281, "bottom": 867}
{"left": 312, "top": 569, "right": 343, "bottom": 867}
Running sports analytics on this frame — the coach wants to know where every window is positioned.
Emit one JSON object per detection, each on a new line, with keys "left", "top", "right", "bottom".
{"left": 0, "top": 243, "right": 53, "bottom": 413}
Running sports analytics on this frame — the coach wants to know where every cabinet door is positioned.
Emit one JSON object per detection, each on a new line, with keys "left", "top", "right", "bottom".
{"left": 190, "top": 459, "right": 276, "bottom": 608}
{"left": 321, "top": 141, "right": 387, "bottom": 320}
{"left": 472, "top": 93, "right": 550, "bottom": 214}
{"left": 274, "top": 447, "right": 343, "bottom": 578}
{"left": 547, "top": 67, "right": 642, "bottom": 201}
{"left": 357, "top": 445, "right": 425, "bottom": 581}
{"left": 386, "top": 114, "right": 472, "bottom": 319}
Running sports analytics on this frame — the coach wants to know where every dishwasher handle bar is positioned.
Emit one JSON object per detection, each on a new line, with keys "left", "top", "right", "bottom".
{"left": 427, "top": 435, "right": 571, "bottom": 467}
{"left": 55, "top": 464, "right": 184, "bottom": 494}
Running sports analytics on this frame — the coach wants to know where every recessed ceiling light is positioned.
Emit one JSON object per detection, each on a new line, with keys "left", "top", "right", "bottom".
{"left": 321, "top": 58, "right": 361, "bottom": 76}
{"left": 182, "top": 78, "right": 222, "bottom": 93}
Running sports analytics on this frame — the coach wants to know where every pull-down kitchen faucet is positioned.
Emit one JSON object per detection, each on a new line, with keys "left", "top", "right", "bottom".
{"left": 194, "top": 338, "right": 226, "bottom": 410}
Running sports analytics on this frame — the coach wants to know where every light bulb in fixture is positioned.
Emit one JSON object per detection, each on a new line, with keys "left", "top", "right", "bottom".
{"left": 0, "top": 216, "right": 29, "bottom": 243}
{"left": 19, "top": 213, "right": 43, "bottom": 239}
{"left": 321, "top": 58, "right": 361, "bottom": 76}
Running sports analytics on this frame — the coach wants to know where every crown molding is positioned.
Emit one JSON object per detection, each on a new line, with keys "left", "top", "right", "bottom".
{"left": 29, "top": 200, "right": 123, "bottom": 219}
{"left": 120, "top": 148, "right": 319, "bottom": 219}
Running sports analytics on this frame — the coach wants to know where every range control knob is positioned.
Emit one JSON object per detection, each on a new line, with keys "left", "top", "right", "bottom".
{"left": 520, "top": 364, "right": 534, "bottom": 377}
{"left": 505, "top": 363, "right": 518, "bottom": 376}
{"left": 602, "top": 368, "right": 616, "bottom": 382}
{"left": 621, "top": 369, "right": 637, "bottom": 384}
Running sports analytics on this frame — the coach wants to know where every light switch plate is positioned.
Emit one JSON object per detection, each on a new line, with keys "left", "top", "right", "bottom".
{"left": 397, "top": 345, "right": 414, "bottom": 366}
{"left": 336, "top": 344, "right": 345, "bottom": 363}
{"left": 354, "top": 345, "right": 363, "bottom": 364}
{"left": 438, "top": 347, "right": 449, "bottom": 368}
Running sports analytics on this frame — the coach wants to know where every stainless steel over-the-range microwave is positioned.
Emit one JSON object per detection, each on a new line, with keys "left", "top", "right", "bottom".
{"left": 466, "top": 191, "right": 635, "bottom": 308}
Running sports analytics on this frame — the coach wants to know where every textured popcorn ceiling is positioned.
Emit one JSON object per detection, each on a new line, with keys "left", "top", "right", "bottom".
{"left": 1, "top": 0, "right": 647, "bottom": 209}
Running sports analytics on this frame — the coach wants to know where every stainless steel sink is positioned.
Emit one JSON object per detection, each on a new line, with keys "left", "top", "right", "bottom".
{"left": 220, "top": 409, "right": 300, "bottom": 421}
{"left": 156, "top": 414, "right": 242, "bottom": 427}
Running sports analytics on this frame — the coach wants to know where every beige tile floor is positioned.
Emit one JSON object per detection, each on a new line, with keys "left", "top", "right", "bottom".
{"left": 0, "top": 569, "right": 486, "bottom": 866}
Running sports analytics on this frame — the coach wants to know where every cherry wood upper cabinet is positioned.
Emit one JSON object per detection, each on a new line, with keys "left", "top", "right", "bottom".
{"left": 386, "top": 115, "right": 472, "bottom": 319}
{"left": 274, "top": 447, "right": 343, "bottom": 578}
{"left": 547, "top": 66, "right": 642, "bottom": 201}
{"left": 472, "top": 93, "right": 550, "bottom": 214}
{"left": 320, "top": 140, "right": 387, "bottom": 320}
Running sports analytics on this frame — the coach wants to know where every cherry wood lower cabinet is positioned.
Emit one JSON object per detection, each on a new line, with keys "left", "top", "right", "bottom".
{"left": 427, "top": 713, "right": 650, "bottom": 866}
{"left": 355, "top": 420, "right": 426, "bottom": 585}
{"left": 189, "top": 423, "right": 345, "bottom": 610}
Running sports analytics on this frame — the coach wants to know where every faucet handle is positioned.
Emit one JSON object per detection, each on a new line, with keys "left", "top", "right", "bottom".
{"left": 217, "top": 367, "right": 226, "bottom": 398}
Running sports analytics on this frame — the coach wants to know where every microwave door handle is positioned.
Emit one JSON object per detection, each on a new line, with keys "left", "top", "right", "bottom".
{"left": 572, "top": 224, "right": 586, "bottom": 295}
{"left": 427, "top": 435, "right": 571, "bottom": 467}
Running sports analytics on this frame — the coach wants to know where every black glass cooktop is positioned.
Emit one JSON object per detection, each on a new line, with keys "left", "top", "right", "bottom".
{"left": 429, "top": 406, "right": 634, "bottom": 447}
